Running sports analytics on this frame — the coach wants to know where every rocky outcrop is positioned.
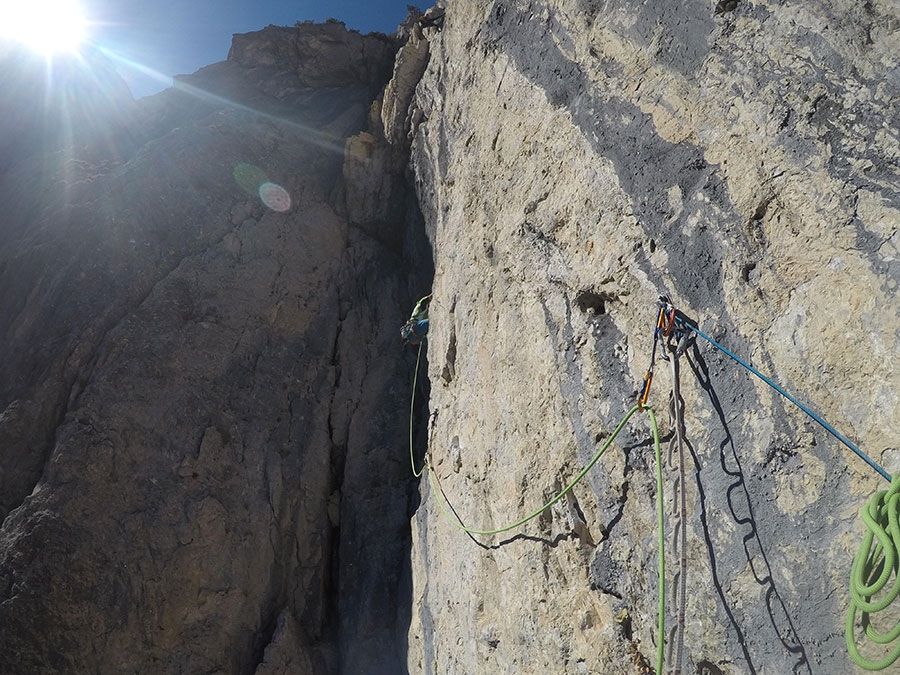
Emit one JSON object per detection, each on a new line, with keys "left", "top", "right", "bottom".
{"left": 408, "top": 1, "right": 900, "bottom": 674}
{"left": 0, "top": 19, "right": 429, "bottom": 675}
{"left": 227, "top": 21, "right": 397, "bottom": 92}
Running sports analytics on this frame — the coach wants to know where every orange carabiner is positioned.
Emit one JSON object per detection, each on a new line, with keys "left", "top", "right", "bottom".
{"left": 662, "top": 307, "right": 676, "bottom": 337}
{"left": 656, "top": 302, "right": 676, "bottom": 338}
{"left": 638, "top": 370, "right": 653, "bottom": 410}
{"left": 655, "top": 306, "right": 667, "bottom": 332}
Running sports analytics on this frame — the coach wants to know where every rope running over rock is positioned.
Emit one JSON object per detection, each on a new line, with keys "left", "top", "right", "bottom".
{"left": 667, "top": 353, "right": 689, "bottom": 675}
{"left": 677, "top": 318, "right": 891, "bottom": 482}
{"left": 408, "top": 351, "right": 667, "bottom": 674}
{"left": 407, "top": 300, "right": 900, "bottom": 672}
{"left": 671, "top": 312, "right": 899, "bottom": 670}
{"left": 409, "top": 340, "right": 426, "bottom": 478}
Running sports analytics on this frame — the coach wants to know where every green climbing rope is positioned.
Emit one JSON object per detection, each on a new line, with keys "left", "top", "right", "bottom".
{"left": 846, "top": 475, "right": 900, "bottom": 670}
{"left": 409, "top": 340, "right": 425, "bottom": 477}
{"left": 425, "top": 404, "right": 640, "bottom": 535}
{"left": 423, "top": 404, "right": 666, "bottom": 675}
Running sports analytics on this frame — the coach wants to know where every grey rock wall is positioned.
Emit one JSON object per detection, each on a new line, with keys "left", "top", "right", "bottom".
{"left": 0, "top": 20, "right": 429, "bottom": 675}
{"left": 408, "top": 1, "right": 900, "bottom": 673}
{"left": 2, "top": 2, "right": 899, "bottom": 673}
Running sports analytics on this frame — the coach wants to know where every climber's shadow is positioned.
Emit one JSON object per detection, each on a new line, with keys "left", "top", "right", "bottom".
{"left": 683, "top": 343, "right": 812, "bottom": 675}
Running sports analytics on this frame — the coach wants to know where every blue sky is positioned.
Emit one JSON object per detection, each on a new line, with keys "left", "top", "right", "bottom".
{"left": 85, "top": 0, "right": 418, "bottom": 98}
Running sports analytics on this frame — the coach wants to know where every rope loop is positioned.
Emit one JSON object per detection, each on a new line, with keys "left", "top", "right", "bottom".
{"left": 847, "top": 476, "right": 900, "bottom": 670}
{"left": 409, "top": 340, "right": 426, "bottom": 477}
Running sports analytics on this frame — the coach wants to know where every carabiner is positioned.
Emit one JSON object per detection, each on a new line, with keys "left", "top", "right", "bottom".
{"left": 656, "top": 299, "right": 676, "bottom": 338}
{"left": 638, "top": 370, "right": 653, "bottom": 410}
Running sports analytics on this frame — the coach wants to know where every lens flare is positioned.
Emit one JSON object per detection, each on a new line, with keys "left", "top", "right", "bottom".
{"left": 233, "top": 163, "right": 268, "bottom": 195}
{"left": 0, "top": 0, "right": 89, "bottom": 55}
{"left": 258, "top": 182, "right": 291, "bottom": 212}
{"left": 233, "top": 163, "right": 291, "bottom": 212}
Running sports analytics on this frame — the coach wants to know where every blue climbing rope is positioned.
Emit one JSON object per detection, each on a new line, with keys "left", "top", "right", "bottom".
{"left": 677, "top": 316, "right": 892, "bottom": 482}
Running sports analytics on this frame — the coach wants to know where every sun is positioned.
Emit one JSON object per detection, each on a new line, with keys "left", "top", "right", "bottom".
{"left": 0, "top": 0, "right": 89, "bottom": 55}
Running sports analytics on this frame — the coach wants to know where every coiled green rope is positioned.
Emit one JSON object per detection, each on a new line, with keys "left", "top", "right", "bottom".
{"left": 846, "top": 475, "right": 900, "bottom": 670}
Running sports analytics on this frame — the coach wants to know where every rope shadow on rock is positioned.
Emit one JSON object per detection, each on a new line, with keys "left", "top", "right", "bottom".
{"left": 685, "top": 343, "right": 812, "bottom": 675}
{"left": 427, "top": 469, "right": 583, "bottom": 551}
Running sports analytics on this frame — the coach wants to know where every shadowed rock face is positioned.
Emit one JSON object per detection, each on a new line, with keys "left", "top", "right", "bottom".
{"left": 0, "top": 19, "right": 431, "bottom": 675}
{"left": 407, "top": 1, "right": 900, "bottom": 674}
{"left": 0, "top": 46, "right": 137, "bottom": 171}
{"left": 228, "top": 22, "right": 397, "bottom": 90}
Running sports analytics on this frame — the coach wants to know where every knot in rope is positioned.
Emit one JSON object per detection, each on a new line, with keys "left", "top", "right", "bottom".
{"left": 847, "top": 475, "right": 900, "bottom": 670}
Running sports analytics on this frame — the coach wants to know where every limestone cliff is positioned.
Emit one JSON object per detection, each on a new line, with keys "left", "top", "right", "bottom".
{"left": 407, "top": 1, "right": 900, "bottom": 674}
{"left": 2, "top": 2, "right": 900, "bottom": 674}
{"left": 0, "top": 18, "right": 430, "bottom": 675}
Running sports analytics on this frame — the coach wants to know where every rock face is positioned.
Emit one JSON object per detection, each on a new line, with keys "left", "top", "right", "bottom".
{"left": 0, "top": 46, "right": 136, "bottom": 170}
{"left": 0, "top": 19, "right": 430, "bottom": 675}
{"left": 2, "top": 2, "right": 900, "bottom": 674}
{"left": 407, "top": 1, "right": 900, "bottom": 674}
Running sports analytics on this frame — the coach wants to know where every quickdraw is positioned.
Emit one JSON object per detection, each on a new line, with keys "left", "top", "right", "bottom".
{"left": 638, "top": 370, "right": 654, "bottom": 410}
{"left": 638, "top": 297, "right": 682, "bottom": 410}
{"left": 644, "top": 296, "right": 897, "bottom": 670}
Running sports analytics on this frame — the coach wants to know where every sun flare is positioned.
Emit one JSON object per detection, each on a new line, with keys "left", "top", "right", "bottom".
{"left": 0, "top": 0, "right": 89, "bottom": 55}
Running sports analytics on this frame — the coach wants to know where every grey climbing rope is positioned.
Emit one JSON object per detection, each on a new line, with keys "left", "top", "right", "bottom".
{"left": 667, "top": 352, "right": 689, "bottom": 675}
